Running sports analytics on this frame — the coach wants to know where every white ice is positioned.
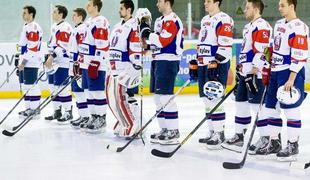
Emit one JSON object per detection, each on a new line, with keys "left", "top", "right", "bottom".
{"left": 0, "top": 93, "right": 309, "bottom": 180}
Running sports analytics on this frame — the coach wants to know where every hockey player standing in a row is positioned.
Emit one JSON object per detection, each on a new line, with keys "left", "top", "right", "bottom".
{"left": 254, "top": 0, "right": 309, "bottom": 161}
{"left": 45, "top": 5, "right": 73, "bottom": 123}
{"left": 17, "top": 6, "right": 43, "bottom": 118}
{"left": 139, "top": 0, "right": 184, "bottom": 145}
{"left": 69, "top": 8, "right": 90, "bottom": 128}
{"left": 222, "top": 0, "right": 272, "bottom": 153}
{"left": 194, "top": 0, "right": 234, "bottom": 149}
{"left": 78, "top": 0, "right": 110, "bottom": 133}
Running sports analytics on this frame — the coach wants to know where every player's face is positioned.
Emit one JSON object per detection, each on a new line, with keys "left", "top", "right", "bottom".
{"left": 156, "top": 0, "right": 166, "bottom": 13}
{"left": 204, "top": 0, "right": 218, "bottom": 13}
{"left": 244, "top": 2, "right": 255, "bottom": 21}
{"left": 22, "top": 9, "right": 30, "bottom": 22}
{"left": 72, "top": 12, "right": 81, "bottom": 25}
{"left": 52, "top": 8, "right": 61, "bottom": 22}
{"left": 86, "top": 0, "right": 95, "bottom": 14}
{"left": 278, "top": 0, "right": 292, "bottom": 17}
{"left": 119, "top": 3, "right": 128, "bottom": 18}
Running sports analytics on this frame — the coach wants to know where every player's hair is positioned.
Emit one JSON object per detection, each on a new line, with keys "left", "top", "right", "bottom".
{"left": 213, "top": 0, "right": 222, "bottom": 7}
{"left": 23, "top": 6, "right": 36, "bottom": 19}
{"left": 120, "top": 0, "right": 135, "bottom": 14}
{"left": 247, "top": 0, "right": 264, "bottom": 14}
{"left": 73, "top": 8, "right": 87, "bottom": 21}
{"left": 287, "top": 0, "right": 297, "bottom": 11}
{"left": 164, "top": 0, "right": 174, "bottom": 7}
{"left": 91, "top": 0, "right": 103, "bottom": 12}
{"left": 55, "top": 5, "right": 68, "bottom": 19}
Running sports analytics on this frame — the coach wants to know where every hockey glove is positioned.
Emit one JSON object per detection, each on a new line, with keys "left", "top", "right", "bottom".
{"left": 14, "top": 53, "right": 20, "bottom": 67}
{"left": 262, "top": 67, "right": 271, "bottom": 86}
{"left": 189, "top": 59, "right": 198, "bottom": 81}
{"left": 245, "top": 74, "right": 258, "bottom": 95}
{"left": 207, "top": 60, "right": 220, "bottom": 81}
{"left": 88, "top": 60, "right": 100, "bottom": 80}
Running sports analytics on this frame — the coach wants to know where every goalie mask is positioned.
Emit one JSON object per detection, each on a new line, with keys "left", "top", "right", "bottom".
{"left": 135, "top": 8, "right": 152, "bottom": 25}
{"left": 203, "top": 81, "right": 224, "bottom": 101}
{"left": 277, "top": 85, "right": 300, "bottom": 105}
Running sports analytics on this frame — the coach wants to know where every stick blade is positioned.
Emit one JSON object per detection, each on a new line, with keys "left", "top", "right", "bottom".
{"left": 106, "top": 144, "right": 121, "bottom": 153}
{"left": 2, "top": 130, "right": 15, "bottom": 137}
{"left": 151, "top": 149, "right": 173, "bottom": 158}
{"left": 305, "top": 163, "right": 310, "bottom": 169}
{"left": 222, "top": 162, "right": 244, "bottom": 169}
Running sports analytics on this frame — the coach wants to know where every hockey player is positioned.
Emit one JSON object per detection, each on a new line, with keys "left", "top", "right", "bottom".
{"left": 45, "top": 5, "right": 73, "bottom": 124}
{"left": 17, "top": 5, "right": 43, "bottom": 118}
{"left": 106, "top": 0, "right": 142, "bottom": 138}
{"left": 78, "top": 0, "right": 110, "bottom": 133}
{"left": 221, "top": 0, "right": 272, "bottom": 152}
{"left": 138, "top": 0, "right": 184, "bottom": 145}
{"left": 190, "top": 0, "right": 234, "bottom": 149}
{"left": 68, "top": 8, "right": 91, "bottom": 128}
{"left": 254, "top": 0, "right": 309, "bottom": 161}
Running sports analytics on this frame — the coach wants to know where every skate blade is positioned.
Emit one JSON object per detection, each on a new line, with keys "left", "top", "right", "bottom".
{"left": 206, "top": 143, "right": 223, "bottom": 150}
{"left": 221, "top": 144, "right": 242, "bottom": 153}
{"left": 277, "top": 155, "right": 297, "bottom": 162}
{"left": 255, "top": 154, "right": 277, "bottom": 160}
{"left": 158, "top": 140, "right": 180, "bottom": 146}
{"left": 85, "top": 128, "right": 106, "bottom": 134}
{"left": 57, "top": 121, "right": 71, "bottom": 125}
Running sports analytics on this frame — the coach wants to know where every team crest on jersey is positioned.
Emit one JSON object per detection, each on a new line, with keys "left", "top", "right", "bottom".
{"left": 274, "top": 35, "right": 282, "bottom": 51}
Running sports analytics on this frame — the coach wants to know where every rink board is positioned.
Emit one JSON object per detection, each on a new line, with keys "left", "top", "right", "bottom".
{"left": 1, "top": 41, "right": 309, "bottom": 99}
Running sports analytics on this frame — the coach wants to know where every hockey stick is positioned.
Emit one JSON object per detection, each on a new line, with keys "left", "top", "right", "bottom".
{"left": 2, "top": 76, "right": 78, "bottom": 137}
{"left": 290, "top": 161, "right": 310, "bottom": 169}
{"left": 0, "top": 67, "right": 18, "bottom": 89}
{"left": 106, "top": 79, "right": 191, "bottom": 152}
{"left": 151, "top": 84, "right": 237, "bottom": 158}
{"left": 222, "top": 86, "right": 267, "bottom": 169}
{"left": 0, "top": 71, "right": 46, "bottom": 126}
{"left": 11, "top": 75, "right": 72, "bottom": 131}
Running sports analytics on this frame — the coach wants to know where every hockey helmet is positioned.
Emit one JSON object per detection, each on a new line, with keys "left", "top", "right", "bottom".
{"left": 276, "top": 85, "right": 300, "bottom": 105}
{"left": 203, "top": 81, "right": 224, "bottom": 101}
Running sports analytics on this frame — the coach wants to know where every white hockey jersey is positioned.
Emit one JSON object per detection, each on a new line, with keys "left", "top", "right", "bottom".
{"left": 48, "top": 21, "right": 73, "bottom": 68}
{"left": 70, "top": 23, "right": 87, "bottom": 69}
{"left": 18, "top": 21, "right": 43, "bottom": 68}
{"left": 272, "top": 18, "right": 309, "bottom": 73}
{"left": 79, "top": 16, "right": 110, "bottom": 71}
{"left": 109, "top": 18, "right": 142, "bottom": 75}
{"left": 149, "top": 12, "right": 184, "bottom": 61}
{"left": 239, "top": 17, "right": 272, "bottom": 77}
{"left": 197, "top": 11, "right": 234, "bottom": 66}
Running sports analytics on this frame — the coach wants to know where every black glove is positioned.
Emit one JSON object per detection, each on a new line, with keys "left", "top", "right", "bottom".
{"left": 189, "top": 60, "right": 198, "bottom": 81}
{"left": 245, "top": 74, "right": 258, "bottom": 95}
{"left": 14, "top": 54, "right": 20, "bottom": 67}
{"left": 139, "top": 22, "right": 151, "bottom": 39}
{"left": 207, "top": 60, "right": 220, "bottom": 81}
